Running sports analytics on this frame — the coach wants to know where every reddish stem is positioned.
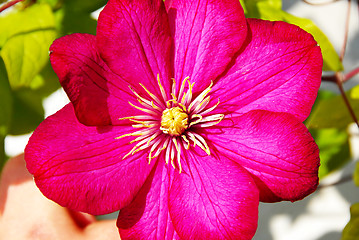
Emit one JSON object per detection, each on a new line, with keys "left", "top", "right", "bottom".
{"left": 340, "top": 0, "right": 352, "bottom": 61}
{"left": 302, "top": 0, "right": 340, "bottom": 5}
{"left": 335, "top": 72, "right": 359, "bottom": 129}
{"left": 344, "top": 66, "right": 359, "bottom": 81}
{"left": 0, "top": 0, "right": 23, "bottom": 13}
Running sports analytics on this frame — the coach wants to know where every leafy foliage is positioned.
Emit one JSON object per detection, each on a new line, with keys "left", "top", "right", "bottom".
{"left": 0, "top": 3, "right": 56, "bottom": 89}
{"left": 354, "top": 162, "right": 359, "bottom": 187}
{"left": 306, "top": 87, "right": 359, "bottom": 129}
{"left": 342, "top": 203, "right": 359, "bottom": 240}
{"left": 310, "top": 128, "right": 350, "bottom": 179}
{"left": 0, "top": 0, "right": 106, "bottom": 167}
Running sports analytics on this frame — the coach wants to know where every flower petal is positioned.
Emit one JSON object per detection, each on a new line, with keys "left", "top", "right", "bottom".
{"left": 166, "top": 0, "right": 247, "bottom": 91}
{"left": 212, "top": 19, "right": 322, "bottom": 121}
{"left": 50, "top": 33, "right": 141, "bottom": 126}
{"left": 204, "top": 110, "right": 320, "bottom": 202}
{"left": 25, "top": 104, "right": 155, "bottom": 215}
{"left": 117, "top": 160, "right": 181, "bottom": 240}
{"left": 97, "top": 0, "right": 172, "bottom": 99}
{"left": 168, "top": 151, "right": 259, "bottom": 240}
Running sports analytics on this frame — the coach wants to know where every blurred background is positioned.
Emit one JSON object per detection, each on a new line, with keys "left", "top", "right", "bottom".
{"left": 1, "top": 0, "right": 359, "bottom": 239}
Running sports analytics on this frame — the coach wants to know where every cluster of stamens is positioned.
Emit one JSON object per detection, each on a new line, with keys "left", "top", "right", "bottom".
{"left": 117, "top": 75, "right": 224, "bottom": 173}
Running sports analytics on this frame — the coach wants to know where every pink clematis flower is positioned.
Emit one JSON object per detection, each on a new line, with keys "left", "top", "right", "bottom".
{"left": 25, "top": 0, "right": 322, "bottom": 239}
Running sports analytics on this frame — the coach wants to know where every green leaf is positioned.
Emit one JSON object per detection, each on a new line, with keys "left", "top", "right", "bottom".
{"left": 0, "top": 57, "right": 12, "bottom": 170}
{"left": 55, "top": 7, "right": 98, "bottom": 35}
{"left": 350, "top": 84, "right": 359, "bottom": 99}
{"left": 0, "top": 3, "right": 56, "bottom": 89}
{"left": 63, "top": 0, "right": 107, "bottom": 13}
{"left": 342, "top": 203, "right": 359, "bottom": 240}
{"left": 34, "top": 61, "right": 61, "bottom": 97}
{"left": 8, "top": 88, "right": 44, "bottom": 135}
{"left": 244, "top": 0, "right": 343, "bottom": 72}
{"left": 354, "top": 162, "right": 359, "bottom": 187}
{"left": 0, "top": 58, "right": 12, "bottom": 137}
{"left": 37, "top": 0, "right": 61, "bottom": 9}
{"left": 239, "top": 0, "right": 247, "bottom": 14}
{"left": 310, "top": 128, "right": 350, "bottom": 179}
{"left": 306, "top": 89, "right": 359, "bottom": 129}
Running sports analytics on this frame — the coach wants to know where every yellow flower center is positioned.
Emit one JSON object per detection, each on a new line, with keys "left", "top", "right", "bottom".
{"left": 160, "top": 107, "right": 188, "bottom": 136}
{"left": 117, "top": 74, "right": 225, "bottom": 173}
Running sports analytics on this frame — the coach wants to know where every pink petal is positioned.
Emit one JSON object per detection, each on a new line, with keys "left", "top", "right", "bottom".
{"left": 204, "top": 110, "right": 320, "bottom": 202}
{"left": 117, "top": 160, "right": 180, "bottom": 240}
{"left": 97, "top": 0, "right": 172, "bottom": 99}
{"left": 212, "top": 19, "right": 322, "bottom": 122}
{"left": 25, "top": 104, "right": 155, "bottom": 215}
{"left": 50, "top": 33, "right": 141, "bottom": 126}
{"left": 166, "top": 0, "right": 247, "bottom": 91}
{"left": 169, "top": 151, "right": 259, "bottom": 240}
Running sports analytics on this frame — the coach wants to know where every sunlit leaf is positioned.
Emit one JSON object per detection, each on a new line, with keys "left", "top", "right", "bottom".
{"left": 0, "top": 3, "right": 56, "bottom": 89}
{"left": 306, "top": 89, "right": 359, "bottom": 129}
{"left": 354, "top": 162, "right": 359, "bottom": 187}
{"left": 239, "top": 0, "right": 247, "bottom": 14}
{"left": 342, "top": 203, "right": 359, "bottom": 240}
{"left": 350, "top": 85, "right": 359, "bottom": 99}
{"left": 243, "top": 0, "right": 343, "bottom": 72}
{"left": 310, "top": 128, "right": 350, "bottom": 179}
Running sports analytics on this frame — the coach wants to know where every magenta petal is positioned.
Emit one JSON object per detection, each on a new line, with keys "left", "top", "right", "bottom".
{"left": 50, "top": 33, "right": 141, "bottom": 126}
{"left": 97, "top": 0, "right": 172, "bottom": 97}
{"left": 213, "top": 19, "right": 322, "bottom": 121}
{"left": 166, "top": 0, "right": 247, "bottom": 90}
{"left": 204, "top": 110, "right": 320, "bottom": 202}
{"left": 169, "top": 151, "right": 259, "bottom": 240}
{"left": 25, "top": 104, "right": 155, "bottom": 215}
{"left": 117, "top": 160, "right": 180, "bottom": 240}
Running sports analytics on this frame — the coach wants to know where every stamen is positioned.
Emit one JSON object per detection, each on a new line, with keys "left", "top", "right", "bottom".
{"left": 171, "top": 78, "right": 176, "bottom": 96}
{"left": 128, "top": 102, "right": 158, "bottom": 115}
{"left": 130, "top": 130, "right": 160, "bottom": 144}
{"left": 153, "top": 137, "right": 170, "bottom": 159}
{"left": 172, "top": 138, "right": 182, "bottom": 173}
{"left": 129, "top": 86, "right": 161, "bottom": 111}
{"left": 139, "top": 83, "right": 164, "bottom": 108}
{"left": 187, "top": 132, "right": 210, "bottom": 155}
{"left": 189, "top": 114, "right": 203, "bottom": 127}
{"left": 193, "top": 96, "right": 210, "bottom": 113}
{"left": 170, "top": 142, "right": 175, "bottom": 169}
{"left": 119, "top": 115, "right": 155, "bottom": 121}
{"left": 165, "top": 140, "right": 172, "bottom": 165}
{"left": 183, "top": 80, "right": 195, "bottom": 106}
{"left": 188, "top": 81, "right": 213, "bottom": 112}
{"left": 157, "top": 74, "right": 168, "bottom": 102}
{"left": 118, "top": 75, "right": 224, "bottom": 173}
{"left": 178, "top": 76, "right": 190, "bottom": 101}
{"left": 199, "top": 99, "right": 220, "bottom": 115}
{"left": 181, "top": 135, "right": 190, "bottom": 150}
{"left": 148, "top": 137, "right": 165, "bottom": 164}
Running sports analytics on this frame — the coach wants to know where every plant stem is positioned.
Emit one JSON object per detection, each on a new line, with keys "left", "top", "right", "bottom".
{"left": 344, "top": 66, "right": 359, "bottom": 81}
{"left": 302, "top": 0, "right": 340, "bottom": 6}
{"left": 340, "top": 0, "right": 352, "bottom": 61}
{"left": 0, "top": 0, "right": 23, "bottom": 13}
{"left": 335, "top": 72, "right": 359, "bottom": 129}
